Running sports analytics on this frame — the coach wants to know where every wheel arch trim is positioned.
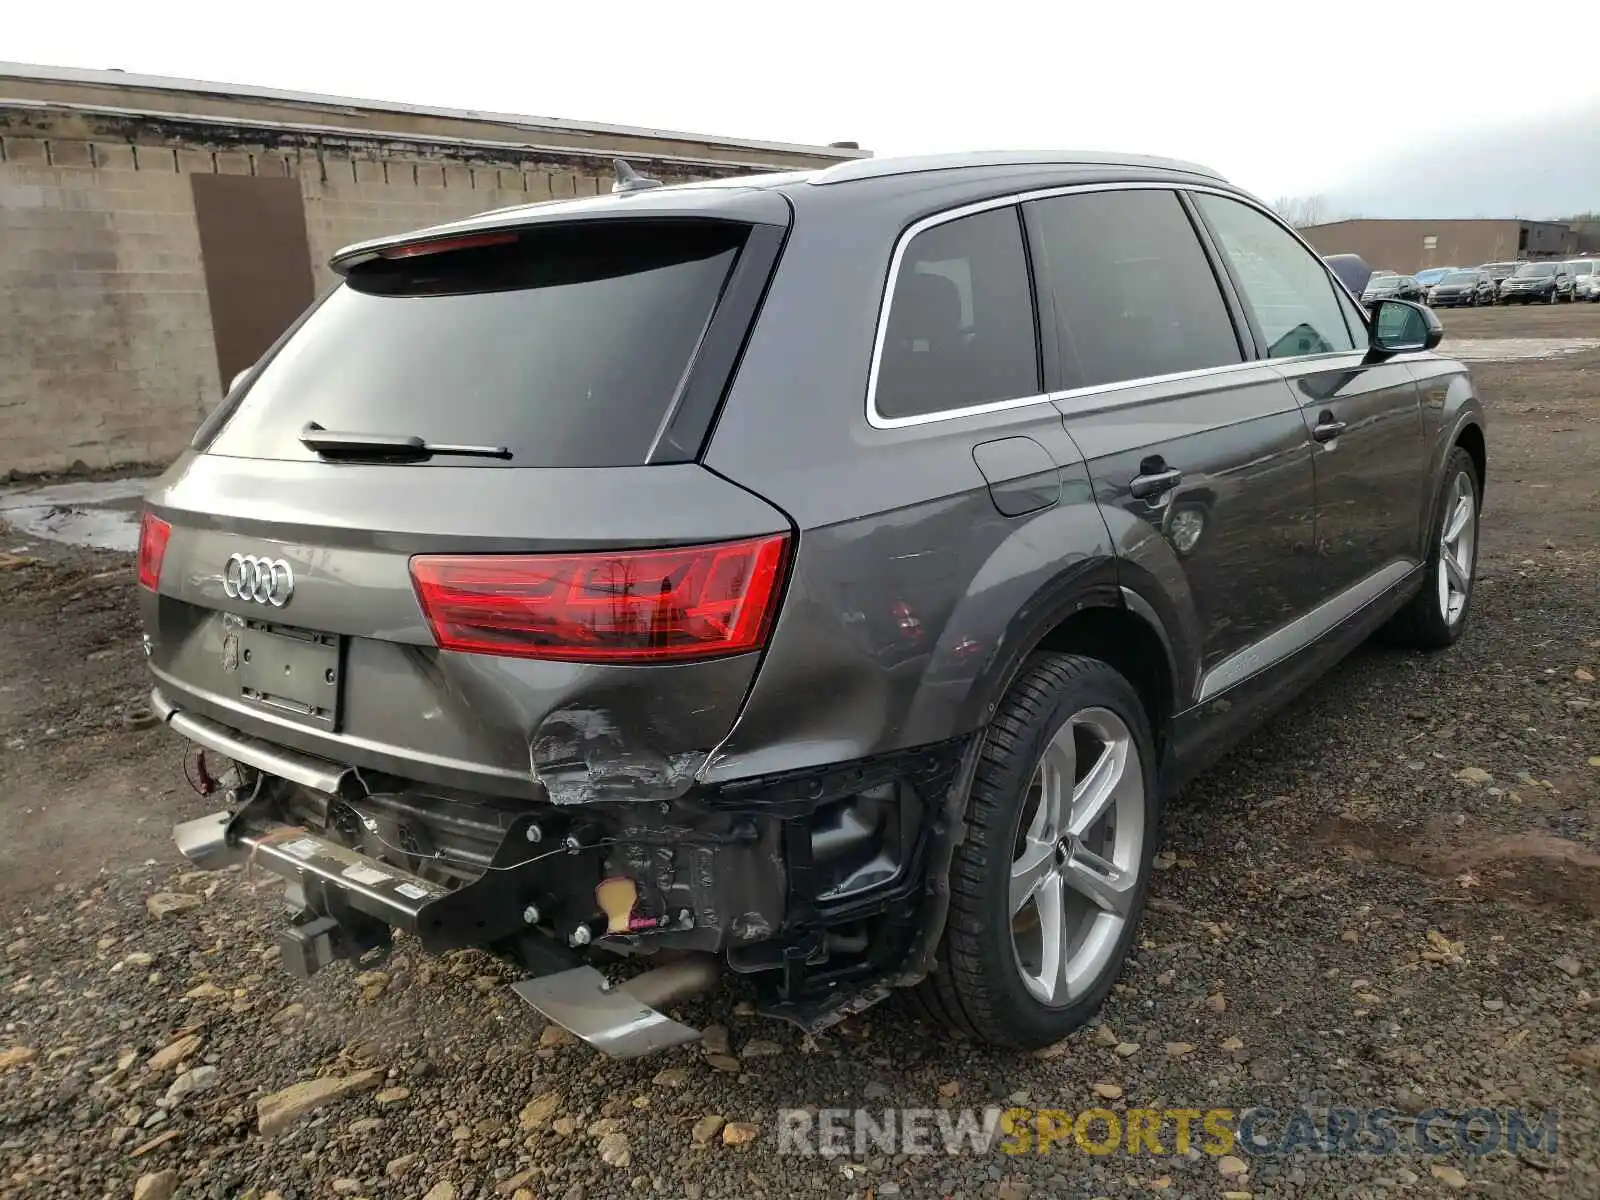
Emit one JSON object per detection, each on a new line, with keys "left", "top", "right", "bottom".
{"left": 971, "top": 563, "right": 1188, "bottom": 740}
{"left": 1117, "top": 585, "right": 1181, "bottom": 713}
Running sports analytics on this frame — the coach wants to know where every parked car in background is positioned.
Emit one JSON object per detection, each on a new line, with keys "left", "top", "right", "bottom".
{"left": 1499, "top": 261, "right": 1575, "bottom": 304}
{"left": 1363, "top": 273, "right": 1424, "bottom": 304}
{"left": 1567, "top": 258, "right": 1599, "bottom": 301}
{"left": 1479, "top": 262, "right": 1520, "bottom": 287}
{"left": 1414, "top": 267, "right": 1458, "bottom": 300}
{"left": 142, "top": 149, "right": 1488, "bottom": 1056}
{"left": 1428, "top": 269, "right": 1497, "bottom": 308}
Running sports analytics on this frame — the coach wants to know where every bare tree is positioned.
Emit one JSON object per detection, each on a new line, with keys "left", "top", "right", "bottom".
{"left": 1272, "top": 194, "right": 1330, "bottom": 229}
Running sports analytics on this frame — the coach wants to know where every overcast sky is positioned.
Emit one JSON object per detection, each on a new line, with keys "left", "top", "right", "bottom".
{"left": 8, "top": 1, "right": 1598, "bottom": 215}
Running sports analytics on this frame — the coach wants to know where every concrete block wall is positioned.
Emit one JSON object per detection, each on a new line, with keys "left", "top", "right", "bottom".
{"left": 0, "top": 126, "right": 674, "bottom": 474}
{"left": 0, "top": 138, "right": 220, "bottom": 473}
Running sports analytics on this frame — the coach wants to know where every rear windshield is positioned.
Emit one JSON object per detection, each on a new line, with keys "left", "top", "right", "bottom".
{"left": 206, "top": 220, "right": 747, "bottom": 467}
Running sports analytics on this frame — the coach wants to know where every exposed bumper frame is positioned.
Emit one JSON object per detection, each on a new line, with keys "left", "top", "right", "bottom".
{"left": 173, "top": 801, "right": 551, "bottom": 956}
{"left": 160, "top": 683, "right": 982, "bottom": 1042}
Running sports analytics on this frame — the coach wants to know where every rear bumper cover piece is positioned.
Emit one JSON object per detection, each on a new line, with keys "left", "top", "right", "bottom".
{"left": 510, "top": 966, "right": 703, "bottom": 1058}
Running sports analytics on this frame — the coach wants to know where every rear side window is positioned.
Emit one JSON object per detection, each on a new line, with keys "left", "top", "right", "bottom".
{"left": 874, "top": 207, "right": 1039, "bottom": 420}
{"left": 1025, "top": 189, "right": 1242, "bottom": 389}
{"left": 206, "top": 220, "right": 746, "bottom": 467}
{"left": 1193, "top": 194, "right": 1359, "bottom": 359}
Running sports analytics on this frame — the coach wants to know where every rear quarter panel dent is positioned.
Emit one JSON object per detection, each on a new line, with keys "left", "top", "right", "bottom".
{"left": 699, "top": 473, "right": 1123, "bottom": 783}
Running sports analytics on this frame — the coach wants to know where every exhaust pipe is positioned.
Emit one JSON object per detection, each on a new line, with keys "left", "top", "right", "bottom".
{"left": 511, "top": 953, "right": 719, "bottom": 1059}
{"left": 617, "top": 954, "right": 719, "bottom": 1010}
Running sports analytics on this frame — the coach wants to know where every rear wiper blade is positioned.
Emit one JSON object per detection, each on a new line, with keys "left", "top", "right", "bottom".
{"left": 299, "top": 422, "right": 512, "bottom": 461}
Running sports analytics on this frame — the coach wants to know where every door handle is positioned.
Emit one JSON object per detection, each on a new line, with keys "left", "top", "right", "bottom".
{"left": 1129, "top": 467, "right": 1183, "bottom": 500}
{"left": 1312, "top": 412, "right": 1347, "bottom": 444}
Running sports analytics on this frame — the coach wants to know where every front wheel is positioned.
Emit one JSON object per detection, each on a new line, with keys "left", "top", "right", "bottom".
{"left": 1382, "top": 446, "right": 1481, "bottom": 649}
{"left": 908, "top": 654, "right": 1158, "bottom": 1048}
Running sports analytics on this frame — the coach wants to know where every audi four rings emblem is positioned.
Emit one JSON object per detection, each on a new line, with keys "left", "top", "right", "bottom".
{"left": 223, "top": 553, "right": 295, "bottom": 607}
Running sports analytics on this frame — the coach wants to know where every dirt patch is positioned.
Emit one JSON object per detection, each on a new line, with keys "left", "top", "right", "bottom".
{"left": 1317, "top": 815, "right": 1600, "bottom": 916}
{"left": 0, "top": 545, "right": 199, "bottom": 902}
{"left": 0, "top": 552, "right": 146, "bottom": 737}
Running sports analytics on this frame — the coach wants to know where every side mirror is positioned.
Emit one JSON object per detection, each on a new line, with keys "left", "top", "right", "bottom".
{"left": 1369, "top": 299, "right": 1442, "bottom": 356}
{"left": 228, "top": 365, "right": 255, "bottom": 394}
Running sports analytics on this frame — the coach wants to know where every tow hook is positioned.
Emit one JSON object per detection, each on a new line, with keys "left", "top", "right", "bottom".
{"left": 278, "top": 908, "right": 390, "bottom": 979}
{"left": 278, "top": 916, "right": 344, "bottom": 979}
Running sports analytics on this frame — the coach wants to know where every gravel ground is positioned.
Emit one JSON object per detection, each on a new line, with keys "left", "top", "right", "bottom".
{"left": 2, "top": 304, "right": 1598, "bottom": 1199}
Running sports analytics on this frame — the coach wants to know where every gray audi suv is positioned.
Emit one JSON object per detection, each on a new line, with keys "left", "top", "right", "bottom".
{"left": 144, "top": 151, "right": 1486, "bottom": 1055}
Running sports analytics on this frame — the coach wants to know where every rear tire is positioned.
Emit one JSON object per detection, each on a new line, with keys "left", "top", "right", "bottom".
{"left": 910, "top": 654, "right": 1158, "bottom": 1048}
{"left": 1383, "top": 446, "right": 1481, "bottom": 650}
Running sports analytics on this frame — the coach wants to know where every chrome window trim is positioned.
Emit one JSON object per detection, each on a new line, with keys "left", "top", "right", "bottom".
{"left": 865, "top": 181, "right": 1372, "bottom": 430}
{"left": 1047, "top": 357, "right": 1279, "bottom": 411}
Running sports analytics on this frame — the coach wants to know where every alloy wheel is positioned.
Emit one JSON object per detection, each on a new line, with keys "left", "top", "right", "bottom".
{"left": 1436, "top": 471, "right": 1476, "bottom": 627}
{"left": 1009, "top": 707, "right": 1145, "bottom": 1005}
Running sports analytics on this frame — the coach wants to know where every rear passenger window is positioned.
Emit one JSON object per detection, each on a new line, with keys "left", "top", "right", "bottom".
{"left": 1025, "top": 190, "right": 1242, "bottom": 389}
{"left": 1193, "top": 194, "right": 1358, "bottom": 359}
{"left": 874, "top": 207, "right": 1039, "bottom": 420}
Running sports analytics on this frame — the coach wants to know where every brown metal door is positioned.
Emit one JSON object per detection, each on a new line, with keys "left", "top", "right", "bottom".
{"left": 191, "top": 174, "right": 315, "bottom": 389}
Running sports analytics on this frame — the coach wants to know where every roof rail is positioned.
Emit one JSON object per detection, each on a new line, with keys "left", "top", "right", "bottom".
{"left": 808, "top": 149, "right": 1224, "bottom": 187}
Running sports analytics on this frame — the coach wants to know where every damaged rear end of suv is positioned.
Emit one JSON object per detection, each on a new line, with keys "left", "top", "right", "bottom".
{"left": 148, "top": 152, "right": 1484, "bottom": 1059}
{"left": 144, "top": 176, "right": 975, "bottom": 1057}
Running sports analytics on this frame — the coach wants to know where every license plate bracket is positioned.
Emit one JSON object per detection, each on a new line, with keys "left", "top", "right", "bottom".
{"left": 233, "top": 619, "right": 343, "bottom": 731}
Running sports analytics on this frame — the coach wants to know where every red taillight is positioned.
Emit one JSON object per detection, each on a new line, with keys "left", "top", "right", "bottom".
{"left": 137, "top": 512, "right": 171, "bottom": 591}
{"left": 380, "top": 231, "right": 518, "bottom": 260}
{"left": 410, "top": 535, "right": 790, "bottom": 664}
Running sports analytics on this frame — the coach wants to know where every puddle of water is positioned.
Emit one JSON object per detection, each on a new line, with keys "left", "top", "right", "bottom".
{"left": 4, "top": 504, "right": 141, "bottom": 553}
{"left": 0, "top": 478, "right": 152, "bottom": 512}
{"left": 1446, "top": 337, "right": 1600, "bottom": 363}
{"left": 0, "top": 478, "right": 155, "bottom": 554}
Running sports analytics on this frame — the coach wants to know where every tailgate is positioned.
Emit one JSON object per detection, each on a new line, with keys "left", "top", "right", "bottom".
{"left": 143, "top": 454, "right": 788, "bottom": 801}
{"left": 139, "top": 211, "right": 793, "bottom": 803}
